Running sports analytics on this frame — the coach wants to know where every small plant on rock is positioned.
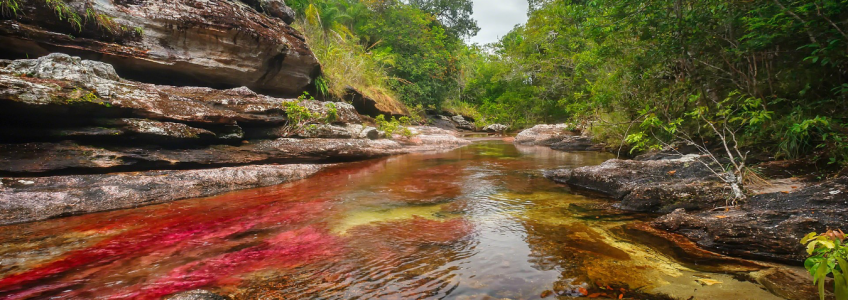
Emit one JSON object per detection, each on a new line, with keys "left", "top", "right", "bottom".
{"left": 802, "top": 230, "right": 848, "bottom": 300}
{"left": 281, "top": 92, "right": 340, "bottom": 136}
{"left": 375, "top": 114, "right": 413, "bottom": 138}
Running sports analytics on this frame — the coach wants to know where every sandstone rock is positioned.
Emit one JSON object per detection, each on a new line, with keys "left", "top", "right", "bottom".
{"left": 514, "top": 124, "right": 580, "bottom": 146}
{"left": 0, "top": 130, "right": 469, "bottom": 175}
{"left": 653, "top": 176, "right": 848, "bottom": 262}
{"left": 0, "top": 54, "right": 361, "bottom": 127}
{"left": 109, "top": 118, "right": 217, "bottom": 140}
{"left": 546, "top": 155, "right": 731, "bottom": 212}
{"left": 0, "top": 0, "right": 319, "bottom": 96}
{"left": 0, "top": 164, "right": 327, "bottom": 225}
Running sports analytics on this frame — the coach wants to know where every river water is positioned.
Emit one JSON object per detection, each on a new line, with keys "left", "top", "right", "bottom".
{"left": 0, "top": 140, "right": 785, "bottom": 299}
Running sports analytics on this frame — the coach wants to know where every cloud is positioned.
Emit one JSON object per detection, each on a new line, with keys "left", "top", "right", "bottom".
{"left": 469, "top": 0, "right": 529, "bottom": 45}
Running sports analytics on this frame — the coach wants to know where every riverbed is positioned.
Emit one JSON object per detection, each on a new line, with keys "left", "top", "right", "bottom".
{"left": 0, "top": 140, "right": 787, "bottom": 299}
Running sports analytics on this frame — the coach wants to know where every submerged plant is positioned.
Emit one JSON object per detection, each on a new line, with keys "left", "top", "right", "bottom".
{"left": 802, "top": 230, "right": 848, "bottom": 300}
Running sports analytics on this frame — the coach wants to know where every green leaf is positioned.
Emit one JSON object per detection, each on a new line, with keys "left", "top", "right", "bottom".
{"left": 808, "top": 240, "right": 819, "bottom": 255}
{"left": 802, "top": 232, "right": 818, "bottom": 244}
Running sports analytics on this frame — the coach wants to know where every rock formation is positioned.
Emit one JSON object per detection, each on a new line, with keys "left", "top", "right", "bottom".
{"left": 0, "top": 0, "right": 318, "bottom": 96}
{"left": 0, "top": 54, "right": 470, "bottom": 224}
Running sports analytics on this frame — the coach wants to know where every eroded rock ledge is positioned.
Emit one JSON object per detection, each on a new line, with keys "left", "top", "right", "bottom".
{"left": 0, "top": 0, "right": 318, "bottom": 96}
{"left": 0, "top": 164, "right": 326, "bottom": 225}
{"left": 0, "top": 54, "right": 471, "bottom": 224}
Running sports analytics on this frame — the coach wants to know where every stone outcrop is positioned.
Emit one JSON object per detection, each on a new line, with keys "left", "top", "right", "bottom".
{"left": 514, "top": 124, "right": 580, "bottom": 146}
{"left": 482, "top": 124, "right": 508, "bottom": 132}
{"left": 0, "top": 53, "right": 359, "bottom": 141}
{"left": 0, "top": 54, "right": 471, "bottom": 224}
{"left": 653, "top": 176, "right": 848, "bottom": 262}
{"left": 0, "top": 0, "right": 318, "bottom": 96}
{"left": 427, "top": 113, "right": 478, "bottom": 131}
{"left": 0, "top": 164, "right": 327, "bottom": 225}
{"left": 546, "top": 155, "right": 731, "bottom": 212}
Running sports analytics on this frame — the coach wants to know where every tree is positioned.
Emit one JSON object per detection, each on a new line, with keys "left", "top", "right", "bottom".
{"left": 406, "top": 0, "right": 480, "bottom": 39}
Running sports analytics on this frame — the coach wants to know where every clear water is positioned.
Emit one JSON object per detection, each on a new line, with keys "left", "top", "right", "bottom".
{"left": 0, "top": 140, "right": 785, "bottom": 299}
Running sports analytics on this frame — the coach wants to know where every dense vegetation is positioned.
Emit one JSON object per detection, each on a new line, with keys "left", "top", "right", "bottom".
{"left": 458, "top": 0, "right": 848, "bottom": 167}
{"left": 287, "top": 0, "right": 477, "bottom": 114}
{"left": 287, "top": 0, "right": 847, "bottom": 167}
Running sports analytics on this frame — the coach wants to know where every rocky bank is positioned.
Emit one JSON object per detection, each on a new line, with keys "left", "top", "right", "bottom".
{"left": 517, "top": 124, "right": 844, "bottom": 276}
{"left": 0, "top": 52, "right": 469, "bottom": 224}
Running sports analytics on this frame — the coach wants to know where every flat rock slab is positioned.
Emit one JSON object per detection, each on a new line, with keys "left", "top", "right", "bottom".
{"left": 653, "top": 176, "right": 848, "bottom": 262}
{"left": 546, "top": 155, "right": 730, "bottom": 212}
{"left": 0, "top": 164, "right": 327, "bottom": 225}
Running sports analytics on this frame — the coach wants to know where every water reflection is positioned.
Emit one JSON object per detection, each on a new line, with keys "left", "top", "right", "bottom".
{"left": 0, "top": 142, "right": 785, "bottom": 299}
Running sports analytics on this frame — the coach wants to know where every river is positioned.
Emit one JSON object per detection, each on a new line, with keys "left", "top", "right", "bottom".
{"left": 0, "top": 140, "right": 786, "bottom": 299}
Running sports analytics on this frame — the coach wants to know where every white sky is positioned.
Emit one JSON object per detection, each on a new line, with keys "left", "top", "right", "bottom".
{"left": 469, "top": 0, "right": 529, "bottom": 45}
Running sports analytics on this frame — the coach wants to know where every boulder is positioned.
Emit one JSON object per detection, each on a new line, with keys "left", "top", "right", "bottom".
{"left": 345, "top": 124, "right": 379, "bottom": 140}
{"left": 0, "top": 0, "right": 319, "bottom": 96}
{"left": 653, "top": 176, "right": 848, "bottom": 262}
{"left": 514, "top": 124, "right": 579, "bottom": 146}
{"left": 451, "top": 115, "right": 474, "bottom": 130}
{"left": 546, "top": 155, "right": 731, "bottom": 212}
{"left": 483, "top": 124, "right": 508, "bottom": 132}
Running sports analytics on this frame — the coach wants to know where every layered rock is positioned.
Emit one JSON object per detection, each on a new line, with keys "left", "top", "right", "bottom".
{"left": 0, "top": 53, "right": 359, "bottom": 142}
{"left": 0, "top": 54, "right": 471, "bottom": 224}
{"left": 546, "top": 155, "right": 731, "bottom": 212}
{"left": 0, "top": 0, "right": 318, "bottom": 96}
{"left": 653, "top": 176, "right": 848, "bottom": 262}
{"left": 0, "top": 164, "right": 327, "bottom": 225}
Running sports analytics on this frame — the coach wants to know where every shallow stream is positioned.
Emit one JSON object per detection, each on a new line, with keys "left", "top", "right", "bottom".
{"left": 0, "top": 140, "right": 787, "bottom": 299}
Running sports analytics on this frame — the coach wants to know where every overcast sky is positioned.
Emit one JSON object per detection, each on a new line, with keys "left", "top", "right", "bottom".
{"left": 469, "top": 0, "right": 529, "bottom": 45}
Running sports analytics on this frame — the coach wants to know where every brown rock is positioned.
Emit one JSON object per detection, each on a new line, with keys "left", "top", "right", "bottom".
{"left": 0, "top": 0, "right": 319, "bottom": 96}
{"left": 545, "top": 155, "right": 730, "bottom": 212}
{"left": 653, "top": 176, "right": 848, "bottom": 262}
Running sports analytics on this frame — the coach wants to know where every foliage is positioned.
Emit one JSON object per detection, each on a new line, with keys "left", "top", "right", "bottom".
{"left": 288, "top": 0, "right": 468, "bottom": 109}
{"left": 407, "top": 0, "right": 479, "bottom": 39}
{"left": 459, "top": 0, "right": 848, "bottom": 167}
{"left": 375, "top": 114, "right": 412, "bottom": 138}
{"left": 803, "top": 230, "right": 848, "bottom": 300}
{"left": 282, "top": 93, "right": 339, "bottom": 135}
